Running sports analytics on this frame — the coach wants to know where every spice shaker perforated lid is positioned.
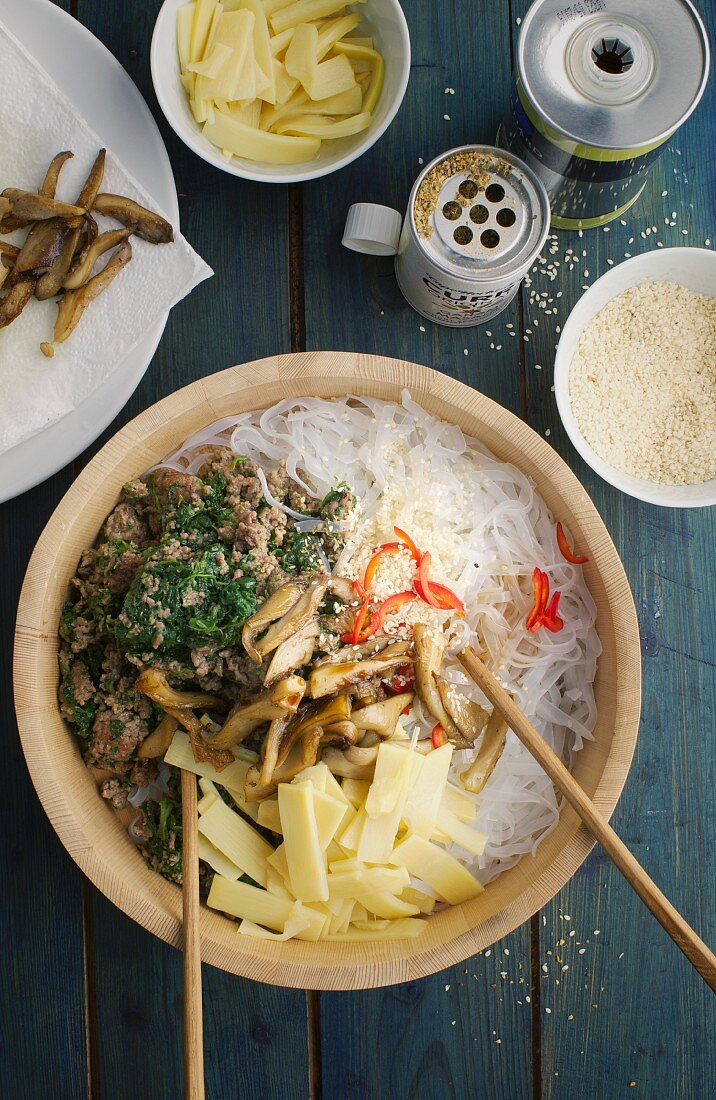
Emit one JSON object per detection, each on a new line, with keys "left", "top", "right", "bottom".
{"left": 406, "top": 145, "right": 550, "bottom": 284}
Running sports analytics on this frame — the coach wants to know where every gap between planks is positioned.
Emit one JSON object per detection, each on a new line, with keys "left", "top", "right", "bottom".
{"left": 287, "top": 181, "right": 321, "bottom": 1098}
{"left": 506, "top": 2, "right": 542, "bottom": 1094}
{"left": 82, "top": 875, "right": 101, "bottom": 1100}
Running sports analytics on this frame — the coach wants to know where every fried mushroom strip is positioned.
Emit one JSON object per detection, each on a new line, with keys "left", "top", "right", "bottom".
{"left": 0, "top": 277, "right": 35, "bottom": 328}
{"left": 2, "top": 189, "right": 85, "bottom": 222}
{"left": 92, "top": 193, "right": 174, "bottom": 244}
{"left": 41, "top": 239, "right": 132, "bottom": 357}
{"left": 0, "top": 150, "right": 73, "bottom": 232}
{"left": 460, "top": 710, "right": 508, "bottom": 794}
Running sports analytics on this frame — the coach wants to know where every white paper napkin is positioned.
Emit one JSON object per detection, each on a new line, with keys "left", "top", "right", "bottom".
{"left": 0, "top": 19, "right": 213, "bottom": 456}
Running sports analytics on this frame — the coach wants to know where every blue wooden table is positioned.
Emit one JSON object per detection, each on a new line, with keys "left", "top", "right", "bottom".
{"left": 2, "top": 1, "right": 715, "bottom": 1097}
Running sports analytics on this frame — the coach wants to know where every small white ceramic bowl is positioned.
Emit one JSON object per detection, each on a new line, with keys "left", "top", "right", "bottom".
{"left": 554, "top": 247, "right": 716, "bottom": 508}
{"left": 150, "top": 0, "right": 410, "bottom": 183}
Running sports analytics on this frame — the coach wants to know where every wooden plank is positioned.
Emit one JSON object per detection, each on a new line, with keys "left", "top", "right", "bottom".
{"left": 0, "top": 14, "right": 87, "bottom": 1099}
{"left": 70, "top": 3, "right": 308, "bottom": 1098}
{"left": 303, "top": 2, "right": 534, "bottom": 1096}
{"left": 0, "top": 474, "right": 88, "bottom": 1100}
{"left": 506, "top": 1, "right": 716, "bottom": 1095}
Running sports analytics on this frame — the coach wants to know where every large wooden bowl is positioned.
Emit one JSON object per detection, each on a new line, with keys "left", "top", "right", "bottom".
{"left": 14, "top": 352, "right": 641, "bottom": 990}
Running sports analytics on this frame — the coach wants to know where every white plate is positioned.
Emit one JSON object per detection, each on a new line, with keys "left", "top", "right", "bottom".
{"left": 0, "top": 0, "right": 178, "bottom": 503}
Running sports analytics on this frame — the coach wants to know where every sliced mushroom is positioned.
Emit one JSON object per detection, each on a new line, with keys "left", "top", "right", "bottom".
{"left": 273, "top": 695, "right": 351, "bottom": 771}
{"left": 12, "top": 215, "right": 83, "bottom": 279}
{"left": 0, "top": 151, "right": 73, "bottom": 233}
{"left": 436, "top": 679, "right": 488, "bottom": 746}
{"left": 413, "top": 623, "right": 464, "bottom": 744}
{"left": 40, "top": 151, "right": 74, "bottom": 198}
{"left": 263, "top": 620, "right": 319, "bottom": 687}
{"left": 352, "top": 693, "right": 413, "bottom": 738}
{"left": 92, "top": 193, "right": 174, "bottom": 244}
{"left": 0, "top": 277, "right": 35, "bottom": 328}
{"left": 321, "top": 745, "right": 375, "bottom": 780}
{"left": 76, "top": 149, "right": 106, "bottom": 208}
{"left": 308, "top": 649, "right": 412, "bottom": 699}
{"left": 35, "top": 219, "right": 90, "bottom": 300}
{"left": 344, "top": 743, "right": 379, "bottom": 766}
{"left": 318, "top": 637, "right": 412, "bottom": 665}
{"left": 245, "top": 744, "right": 307, "bottom": 801}
{"left": 172, "top": 706, "right": 235, "bottom": 771}
{"left": 209, "top": 674, "right": 306, "bottom": 750}
{"left": 258, "top": 714, "right": 292, "bottom": 787}
{"left": 241, "top": 579, "right": 305, "bottom": 662}
{"left": 460, "top": 710, "right": 508, "bottom": 794}
{"left": 254, "top": 573, "right": 329, "bottom": 658}
{"left": 2, "top": 189, "right": 85, "bottom": 221}
{"left": 321, "top": 720, "right": 358, "bottom": 747}
{"left": 136, "top": 714, "right": 179, "bottom": 760}
{"left": 41, "top": 239, "right": 132, "bottom": 358}
{"left": 61, "top": 227, "right": 132, "bottom": 291}
{"left": 135, "top": 668, "right": 227, "bottom": 712}
{"left": 327, "top": 575, "right": 358, "bottom": 603}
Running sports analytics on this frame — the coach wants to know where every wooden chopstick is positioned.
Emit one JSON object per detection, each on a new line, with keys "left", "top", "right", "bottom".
{"left": 181, "top": 768, "right": 206, "bottom": 1100}
{"left": 458, "top": 646, "right": 716, "bottom": 993}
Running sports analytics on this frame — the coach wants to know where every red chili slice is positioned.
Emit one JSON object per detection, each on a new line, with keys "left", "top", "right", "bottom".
{"left": 556, "top": 522, "right": 589, "bottom": 565}
{"left": 431, "top": 723, "right": 447, "bottom": 748}
{"left": 526, "top": 567, "right": 547, "bottom": 631}
{"left": 425, "top": 580, "right": 465, "bottom": 616}
{"left": 526, "top": 568, "right": 564, "bottom": 633}
{"left": 416, "top": 552, "right": 444, "bottom": 609}
{"left": 340, "top": 597, "right": 371, "bottom": 645}
{"left": 366, "top": 591, "right": 415, "bottom": 637}
{"left": 394, "top": 526, "right": 421, "bottom": 562}
{"left": 363, "top": 544, "right": 402, "bottom": 591}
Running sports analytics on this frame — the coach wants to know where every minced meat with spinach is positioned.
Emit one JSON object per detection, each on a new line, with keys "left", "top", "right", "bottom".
{"left": 59, "top": 447, "right": 355, "bottom": 884}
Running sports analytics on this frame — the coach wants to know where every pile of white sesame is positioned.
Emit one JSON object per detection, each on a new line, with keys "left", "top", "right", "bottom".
{"left": 569, "top": 280, "right": 716, "bottom": 485}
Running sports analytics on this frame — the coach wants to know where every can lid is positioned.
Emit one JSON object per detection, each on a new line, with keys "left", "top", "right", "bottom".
{"left": 342, "top": 203, "right": 402, "bottom": 256}
{"left": 517, "top": 0, "right": 710, "bottom": 151}
{"left": 406, "top": 145, "right": 550, "bottom": 284}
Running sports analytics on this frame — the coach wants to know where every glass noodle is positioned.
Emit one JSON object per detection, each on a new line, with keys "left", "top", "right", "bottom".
{"left": 155, "top": 392, "right": 601, "bottom": 885}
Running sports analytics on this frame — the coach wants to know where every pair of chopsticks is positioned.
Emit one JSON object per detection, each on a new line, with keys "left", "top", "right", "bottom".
{"left": 458, "top": 647, "right": 716, "bottom": 993}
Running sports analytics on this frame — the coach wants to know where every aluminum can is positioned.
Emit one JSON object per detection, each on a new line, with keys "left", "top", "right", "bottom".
{"left": 497, "top": 0, "right": 710, "bottom": 229}
{"left": 344, "top": 145, "right": 550, "bottom": 327}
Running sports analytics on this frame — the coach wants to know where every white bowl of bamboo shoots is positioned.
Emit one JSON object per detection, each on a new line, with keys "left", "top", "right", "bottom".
{"left": 151, "top": 0, "right": 411, "bottom": 183}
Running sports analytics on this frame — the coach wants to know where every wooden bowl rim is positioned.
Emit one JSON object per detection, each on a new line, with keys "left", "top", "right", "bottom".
{"left": 13, "top": 351, "right": 641, "bottom": 989}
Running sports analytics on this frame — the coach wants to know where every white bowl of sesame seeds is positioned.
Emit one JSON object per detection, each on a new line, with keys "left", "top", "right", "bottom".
{"left": 554, "top": 247, "right": 716, "bottom": 508}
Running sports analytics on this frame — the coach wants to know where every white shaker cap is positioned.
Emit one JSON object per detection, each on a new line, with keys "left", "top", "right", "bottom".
{"left": 342, "top": 203, "right": 402, "bottom": 256}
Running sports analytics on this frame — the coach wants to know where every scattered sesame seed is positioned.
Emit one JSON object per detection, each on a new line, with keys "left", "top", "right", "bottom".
{"left": 485, "top": 949, "right": 492, "bottom": 957}
{"left": 682, "top": 228, "right": 689, "bottom": 235}
{"left": 661, "top": 190, "right": 668, "bottom": 196}
{"left": 545, "top": 1007, "right": 552, "bottom": 1014}
{"left": 542, "top": 963, "right": 548, "bottom": 973}
{"left": 419, "top": 324, "right": 426, "bottom": 332}
{"left": 525, "top": 995, "right": 531, "bottom": 1003}
{"left": 545, "top": 428, "right": 551, "bottom": 437}
{"left": 579, "top": 948, "right": 586, "bottom": 955}
{"left": 418, "top": 157, "right": 423, "bottom": 164}
{"left": 463, "top": 347, "right": 468, "bottom": 355}
{"left": 535, "top": 363, "right": 542, "bottom": 370}
{"left": 504, "top": 948, "right": 510, "bottom": 956}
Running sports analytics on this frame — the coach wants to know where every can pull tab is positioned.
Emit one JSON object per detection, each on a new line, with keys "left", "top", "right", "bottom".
{"left": 342, "top": 203, "right": 402, "bottom": 257}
